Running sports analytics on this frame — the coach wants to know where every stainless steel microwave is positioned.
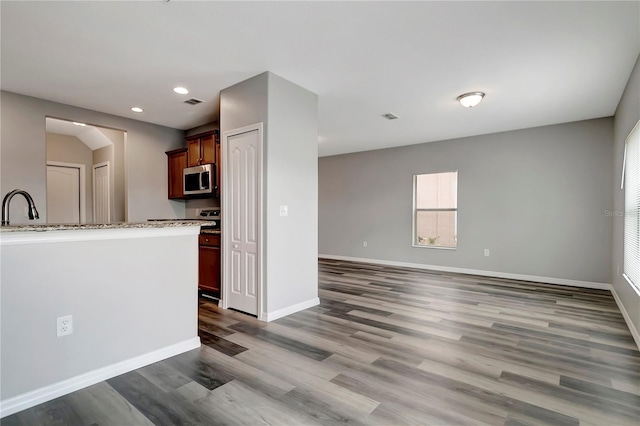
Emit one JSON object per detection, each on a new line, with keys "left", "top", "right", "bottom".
{"left": 184, "top": 164, "right": 216, "bottom": 195}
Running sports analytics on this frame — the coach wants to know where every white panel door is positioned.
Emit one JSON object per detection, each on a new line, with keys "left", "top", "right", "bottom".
{"left": 228, "top": 129, "right": 259, "bottom": 315}
{"left": 93, "top": 163, "right": 111, "bottom": 223}
{"left": 47, "top": 165, "right": 80, "bottom": 224}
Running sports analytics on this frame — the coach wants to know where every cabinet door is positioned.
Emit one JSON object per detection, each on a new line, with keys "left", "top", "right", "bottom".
{"left": 167, "top": 150, "right": 187, "bottom": 199}
{"left": 201, "top": 134, "right": 216, "bottom": 164}
{"left": 199, "top": 245, "right": 220, "bottom": 295}
{"left": 187, "top": 139, "right": 201, "bottom": 167}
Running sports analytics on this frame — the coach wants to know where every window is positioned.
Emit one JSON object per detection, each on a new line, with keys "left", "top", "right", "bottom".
{"left": 624, "top": 120, "right": 640, "bottom": 291}
{"left": 413, "top": 171, "right": 458, "bottom": 248}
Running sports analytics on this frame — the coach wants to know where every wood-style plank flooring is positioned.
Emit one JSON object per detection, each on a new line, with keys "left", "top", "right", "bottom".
{"left": 4, "top": 259, "right": 639, "bottom": 425}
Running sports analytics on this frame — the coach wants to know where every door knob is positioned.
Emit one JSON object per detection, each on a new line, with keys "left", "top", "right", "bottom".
{"left": 233, "top": 244, "right": 239, "bottom": 249}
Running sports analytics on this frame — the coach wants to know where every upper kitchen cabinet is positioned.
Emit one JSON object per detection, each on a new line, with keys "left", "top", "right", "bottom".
{"left": 187, "top": 131, "right": 218, "bottom": 167}
{"left": 166, "top": 148, "right": 187, "bottom": 199}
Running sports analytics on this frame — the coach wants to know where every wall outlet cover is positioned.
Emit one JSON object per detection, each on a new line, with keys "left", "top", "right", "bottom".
{"left": 57, "top": 315, "right": 73, "bottom": 337}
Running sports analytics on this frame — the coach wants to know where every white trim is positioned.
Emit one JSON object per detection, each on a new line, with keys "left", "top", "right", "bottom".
{"left": 318, "top": 254, "right": 611, "bottom": 290}
{"left": 263, "top": 297, "right": 320, "bottom": 322}
{"left": 0, "top": 225, "right": 201, "bottom": 246}
{"left": 610, "top": 286, "right": 640, "bottom": 351}
{"left": 0, "top": 337, "right": 200, "bottom": 419}
{"left": 92, "top": 161, "right": 111, "bottom": 223}
{"left": 47, "top": 161, "right": 87, "bottom": 224}
{"left": 221, "top": 123, "right": 264, "bottom": 319}
{"left": 622, "top": 119, "right": 640, "bottom": 189}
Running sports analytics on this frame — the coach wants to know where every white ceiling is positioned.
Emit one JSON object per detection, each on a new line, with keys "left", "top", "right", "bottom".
{"left": 2, "top": 1, "right": 639, "bottom": 157}
{"left": 46, "top": 118, "right": 113, "bottom": 151}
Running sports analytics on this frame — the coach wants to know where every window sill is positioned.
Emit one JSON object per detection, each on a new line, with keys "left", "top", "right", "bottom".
{"left": 412, "top": 244, "right": 457, "bottom": 251}
{"left": 623, "top": 274, "right": 640, "bottom": 297}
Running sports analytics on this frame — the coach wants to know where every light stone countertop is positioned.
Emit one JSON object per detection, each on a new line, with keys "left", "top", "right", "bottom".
{"left": 0, "top": 221, "right": 213, "bottom": 233}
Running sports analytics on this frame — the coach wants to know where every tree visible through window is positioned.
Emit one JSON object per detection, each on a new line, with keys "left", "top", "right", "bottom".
{"left": 413, "top": 171, "right": 458, "bottom": 248}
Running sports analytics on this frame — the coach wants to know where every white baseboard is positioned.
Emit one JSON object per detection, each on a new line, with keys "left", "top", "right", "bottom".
{"left": 610, "top": 287, "right": 640, "bottom": 351}
{"left": 318, "top": 254, "right": 611, "bottom": 290}
{"left": 0, "top": 337, "right": 201, "bottom": 419}
{"left": 263, "top": 297, "right": 320, "bottom": 322}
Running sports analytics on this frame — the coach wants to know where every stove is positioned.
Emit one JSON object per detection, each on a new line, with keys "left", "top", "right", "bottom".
{"left": 147, "top": 208, "right": 220, "bottom": 230}
{"left": 197, "top": 208, "right": 221, "bottom": 230}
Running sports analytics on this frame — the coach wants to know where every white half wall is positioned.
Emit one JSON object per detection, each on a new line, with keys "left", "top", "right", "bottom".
{"left": 0, "top": 226, "right": 200, "bottom": 415}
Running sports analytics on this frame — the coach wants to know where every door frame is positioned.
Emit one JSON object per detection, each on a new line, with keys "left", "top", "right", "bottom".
{"left": 92, "top": 161, "right": 111, "bottom": 223}
{"left": 46, "top": 161, "right": 86, "bottom": 223}
{"left": 220, "top": 122, "right": 265, "bottom": 320}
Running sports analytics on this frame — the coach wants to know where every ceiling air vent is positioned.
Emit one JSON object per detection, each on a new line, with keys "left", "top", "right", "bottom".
{"left": 184, "top": 98, "right": 204, "bottom": 106}
{"left": 381, "top": 112, "right": 400, "bottom": 120}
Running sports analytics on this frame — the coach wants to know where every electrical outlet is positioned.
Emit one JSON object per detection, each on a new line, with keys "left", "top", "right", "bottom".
{"left": 484, "top": 249, "right": 490, "bottom": 257}
{"left": 57, "top": 315, "right": 73, "bottom": 337}
{"left": 24, "top": 207, "right": 29, "bottom": 218}
{"left": 363, "top": 241, "right": 368, "bottom": 247}
{"left": 279, "top": 205, "right": 288, "bottom": 217}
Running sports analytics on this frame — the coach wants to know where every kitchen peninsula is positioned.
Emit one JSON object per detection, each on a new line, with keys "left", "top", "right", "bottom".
{"left": 0, "top": 221, "right": 204, "bottom": 417}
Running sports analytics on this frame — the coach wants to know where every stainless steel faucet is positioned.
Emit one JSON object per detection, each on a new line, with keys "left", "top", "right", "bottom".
{"left": 1, "top": 189, "right": 40, "bottom": 226}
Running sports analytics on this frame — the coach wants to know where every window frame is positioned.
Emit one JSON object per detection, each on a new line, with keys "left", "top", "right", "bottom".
{"left": 412, "top": 171, "right": 458, "bottom": 250}
{"left": 623, "top": 119, "right": 640, "bottom": 294}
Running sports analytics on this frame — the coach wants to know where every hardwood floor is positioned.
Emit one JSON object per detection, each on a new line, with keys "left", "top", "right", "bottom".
{"left": 4, "top": 259, "right": 639, "bottom": 425}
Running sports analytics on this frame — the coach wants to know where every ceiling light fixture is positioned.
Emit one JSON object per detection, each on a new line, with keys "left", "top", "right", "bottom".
{"left": 457, "top": 92, "right": 485, "bottom": 108}
{"left": 131, "top": 107, "right": 144, "bottom": 113}
{"left": 173, "top": 87, "right": 189, "bottom": 95}
{"left": 381, "top": 112, "right": 400, "bottom": 120}
{"left": 72, "top": 122, "right": 86, "bottom": 126}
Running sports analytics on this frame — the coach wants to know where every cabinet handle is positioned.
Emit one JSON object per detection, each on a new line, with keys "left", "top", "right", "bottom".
{"left": 205, "top": 238, "right": 209, "bottom": 242}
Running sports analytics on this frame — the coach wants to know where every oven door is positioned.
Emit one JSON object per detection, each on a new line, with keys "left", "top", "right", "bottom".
{"left": 184, "top": 164, "right": 214, "bottom": 195}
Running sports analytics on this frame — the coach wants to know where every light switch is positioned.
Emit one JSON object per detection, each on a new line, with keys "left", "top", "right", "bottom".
{"left": 279, "top": 205, "right": 288, "bottom": 217}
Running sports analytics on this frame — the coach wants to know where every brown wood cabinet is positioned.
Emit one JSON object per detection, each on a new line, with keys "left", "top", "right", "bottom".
{"left": 187, "top": 131, "right": 218, "bottom": 167}
{"left": 198, "top": 234, "right": 220, "bottom": 296}
{"left": 166, "top": 148, "right": 187, "bottom": 199}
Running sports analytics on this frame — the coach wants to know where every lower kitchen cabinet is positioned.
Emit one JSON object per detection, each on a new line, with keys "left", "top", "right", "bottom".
{"left": 199, "top": 234, "right": 220, "bottom": 297}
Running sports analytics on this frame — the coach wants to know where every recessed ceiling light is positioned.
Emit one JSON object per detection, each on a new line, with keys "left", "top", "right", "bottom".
{"left": 131, "top": 107, "right": 144, "bottom": 113}
{"left": 173, "top": 87, "right": 189, "bottom": 95}
{"left": 72, "top": 122, "right": 86, "bottom": 126}
{"left": 457, "top": 92, "right": 485, "bottom": 108}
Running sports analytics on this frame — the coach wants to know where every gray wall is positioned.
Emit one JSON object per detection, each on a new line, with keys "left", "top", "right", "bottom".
{"left": 319, "top": 118, "right": 614, "bottom": 285}
{"left": 612, "top": 54, "right": 640, "bottom": 337}
{"left": 220, "top": 72, "right": 319, "bottom": 316}
{"left": 185, "top": 121, "right": 219, "bottom": 138}
{"left": 1, "top": 91, "right": 186, "bottom": 224}
{"left": 46, "top": 133, "right": 94, "bottom": 221}
{"left": 266, "top": 73, "right": 319, "bottom": 312}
